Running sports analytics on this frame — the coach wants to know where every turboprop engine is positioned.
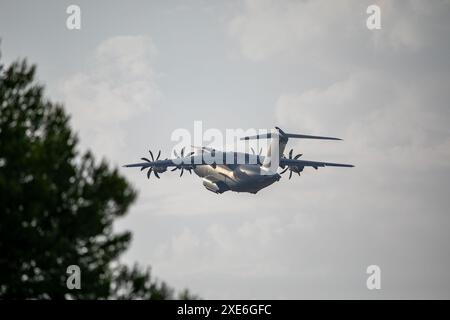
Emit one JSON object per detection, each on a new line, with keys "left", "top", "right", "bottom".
{"left": 202, "top": 177, "right": 230, "bottom": 194}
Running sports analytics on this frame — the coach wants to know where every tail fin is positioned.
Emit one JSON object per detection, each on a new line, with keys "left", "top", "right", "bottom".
{"left": 240, "top": 127, "right": 343, "bottom": 172}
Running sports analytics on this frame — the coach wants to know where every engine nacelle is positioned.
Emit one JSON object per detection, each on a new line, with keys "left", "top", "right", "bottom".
{"left": 202, "top": 177, "right": 229, "bottom": 194}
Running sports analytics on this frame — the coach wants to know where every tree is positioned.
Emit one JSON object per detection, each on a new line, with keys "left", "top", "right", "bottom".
{"left": 0, "top": 53, "right": 195, "bottom": 299}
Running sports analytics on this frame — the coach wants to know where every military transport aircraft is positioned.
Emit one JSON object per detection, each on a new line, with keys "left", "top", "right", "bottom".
{"left": 123, "top": 127, "right": 354, "bottom": 194}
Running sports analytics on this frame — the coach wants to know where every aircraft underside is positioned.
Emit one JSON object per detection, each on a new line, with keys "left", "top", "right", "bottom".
{"left": 194, "top": 165, "right": 281, "bottom": 194}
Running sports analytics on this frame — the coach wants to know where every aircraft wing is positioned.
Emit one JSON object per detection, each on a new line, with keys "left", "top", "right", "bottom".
{"left": 125, "top": 159, "right": 174, "bottom": 169}
{"left": 123, "top": 158, "right": 202, "bottom": 169}
{"left": 280, "top": 158, "right": 354, "bottom": 169}
{"left": 123, "top": 154, "right": 211, "bottom": 178}
{"left": 191, "top": 145, "right": 215, "bottom": 153}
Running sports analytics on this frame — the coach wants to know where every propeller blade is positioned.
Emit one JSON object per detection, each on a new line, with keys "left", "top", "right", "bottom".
{"left": 289, "top": 170, "right": 293, "bottom": 179}
{"left": 141, "top": 157, "right": 151, "bottom": 162}
{"left": 294, "top": 154, "right": 303, "bottom": 160}
{"left": 174, "top": 149, "right": 179, "bottom": 158}
{"left": 289, "top": 149, "right": 293, "bottom": 159}
{"left": 180, "top": 168, "right": 184, "bottom": 177}
{"left": 147, "top": 168, "right": 152, "bottom": 179}
{"left": 187, "top": 168, "right": 192, "bottom": 174}
{"left": 140, "top": 166, "right": 146, "bottom": 171}
{"left": 154, "top": 171, "right": 160, "bottom": 179}
{"left": 181, "top": 147, "right": 185, "bottom": 157}
{"left": 187, "top": 151, "right": 195, "bottom": 157}
{"left": 280, "top": 167, "right": 288, "bottom": 174}
{"left": 171, "top": 167, "right": 178, "bottom": 171}
{"left": 251, "top": 147, "right": 255, "bottom": 155}
{"left": 297, "top": 172, "right": 301, "bottom": 176}
{"left": 149, "top": 150, "right": 154, "bottom": 161}
{"left": 156, "top": 150, "right": 161, "bottom": 160}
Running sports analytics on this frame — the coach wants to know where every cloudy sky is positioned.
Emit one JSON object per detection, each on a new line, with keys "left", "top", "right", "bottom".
{"left": 1, "top": 0, "right": 450, "bottom": 298}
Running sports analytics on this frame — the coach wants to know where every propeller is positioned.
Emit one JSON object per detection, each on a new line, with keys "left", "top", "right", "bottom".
{"left": 172, "top": 147, "right": 195, "bottom": 177}
{"left": 141, "top": 150, "right": 165, "bottom": 179}
{"left": 280, "top": 148, "right": 303, "bottom": 179}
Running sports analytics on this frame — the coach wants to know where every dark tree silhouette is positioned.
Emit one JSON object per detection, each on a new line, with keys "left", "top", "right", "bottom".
{"left": 0, "top": 53, "right": 196, "bottom": 299}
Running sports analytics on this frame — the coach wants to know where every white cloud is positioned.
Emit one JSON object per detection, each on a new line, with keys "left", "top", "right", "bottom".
{"left": 60, "top": 35, "right": 161, "bottom": 161}
{"left": 153, "top": 215, "right": 291, "bottom": 279}
{"left": 229, "top": 0, "right": 348, "bottom": 61}
{"left": 275, "top": 71, "right": 405, "bottom": 146}
{"left": 228, "top": 0, "right": 450, "bottom": 62}
{"left": 275, "top": 69, "right": 450, "bottom": 170}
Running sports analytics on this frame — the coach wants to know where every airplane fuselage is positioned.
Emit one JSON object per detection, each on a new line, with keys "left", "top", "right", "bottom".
{"left": 192, "top": 152, "right": 281, "bottom": 194}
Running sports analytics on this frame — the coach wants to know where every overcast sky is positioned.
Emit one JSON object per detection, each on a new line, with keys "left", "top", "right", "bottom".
{"left": 1, "top": 0, "right": 450, "bottom": 299}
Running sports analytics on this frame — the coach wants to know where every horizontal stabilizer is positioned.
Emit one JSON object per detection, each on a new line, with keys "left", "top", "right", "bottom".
{"left": 240, "top": 127, "right": 342, "bottom": 141}
{"left": 284, "top": 133, "right": 341, "bottom": 141}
